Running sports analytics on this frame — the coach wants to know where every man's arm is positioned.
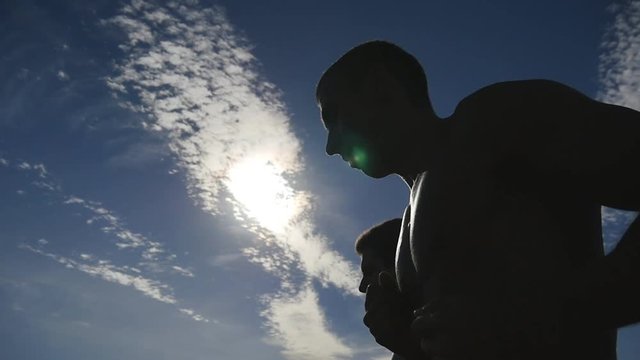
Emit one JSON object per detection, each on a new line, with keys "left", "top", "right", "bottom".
{"left": 569, "top": 214, "right": 640, "bottom": 329}
{"left": 518, "top": 82, "right": 640, "bottom": 329}
{"left": 364, "top": 271, "right": 426, "bottom": 360}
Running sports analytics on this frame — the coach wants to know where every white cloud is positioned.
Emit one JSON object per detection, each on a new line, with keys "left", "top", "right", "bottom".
{"left": 20, "top": 244, "right": 209, "bottom": 323}
{"left": 5, "top": 154, "right": 205, "bottom": 321}
{"left": 210, "top": 252, "right": 243, "bottom": 267}
{"left": 598, "top": 0, "right": 640, "bottom": 111}
{"left": 11, "top": 160, "right": 58, "bottom": 191}
{"left": 62, "top": 193, "right": 197, "bottom": 277}
{"left": 601, "top": 206, "right": 638, "bottom": 253}
{"left": 57, "top": 70, "right": 70, "bottom": 81}
{"left": 21, "top": 244, "right": 174, "bottom": 303}
{"left": 179, "top": 307, "right": 210, "bottom": 323}
{"left": 106, "top": 1, "right": 361, "bottom": 357}
{"left": 106, "top": 140, "right": 168, "bottom": 168}
{"left": 598, "top": 0, "right": 640, "bottom": 254}
{"left": 261, "top": 284, "right": 353, "bottom": 360}
{"left": 17, "top": 161, "right": 32, "bottom": 170}
{"left": 106, "top": 0, "right": 357, "bottom": 293}
{"left": 171, "top": 265, "right": 194, "bottom": 277}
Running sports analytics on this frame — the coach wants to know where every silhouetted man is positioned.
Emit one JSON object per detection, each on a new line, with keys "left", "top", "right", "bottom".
{"left": 356, "top": 218, "right": 422, "bottom": 360}
{"left": 316, "top": 41, "right": 640, "bottom": 360}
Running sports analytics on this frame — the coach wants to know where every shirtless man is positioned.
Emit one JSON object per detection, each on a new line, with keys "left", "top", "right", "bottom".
{"left": 355, "top": 218, "right": 422, "bottom": 360}
{"left": 316, "top": 41, "right": 640, "bottom": 360}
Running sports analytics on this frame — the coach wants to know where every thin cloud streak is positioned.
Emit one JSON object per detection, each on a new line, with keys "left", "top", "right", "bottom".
{"left": 106, "top": 1, "right": 360, "bottom": 357}
{"left": 21, "top": 244, "right": 177, "bottom": 304}
{"left": 261, "top": 284, "right": 353, "bottom": 360}
{"left": 597, "top": 0, "right": 640, "bottom": 254}
{"left": 20, "top": 243, "right": 208, "bottom": 322}
{"left": 7, "top": 157, "right": 189, "bottom": 276}
{"left": 3, "top": 155, "right": 205, "bottom": 322}
{"left": 598, "top": 0, "right": 640, "bottom": 111}
{"left": 106, "top": 0, "right": 358, "bottom": 296}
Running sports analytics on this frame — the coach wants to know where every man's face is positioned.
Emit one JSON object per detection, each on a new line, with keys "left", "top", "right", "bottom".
{"left": 319, "top": 81, "right": 402, "bottom": 178}
{"left": 358, "top": 247, "right": 388, "bottom": 293}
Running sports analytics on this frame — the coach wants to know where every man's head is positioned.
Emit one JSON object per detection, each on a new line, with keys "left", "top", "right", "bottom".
{"left": 316, "top": 41, "right": 436, "bottom": 178}
{"left": 355, "top": 218, "right": 402, "bottom": 293}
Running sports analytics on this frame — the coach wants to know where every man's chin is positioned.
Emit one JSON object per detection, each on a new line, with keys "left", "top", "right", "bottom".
{"left": 361, "top": 166, "right": 392, "bottom": 179}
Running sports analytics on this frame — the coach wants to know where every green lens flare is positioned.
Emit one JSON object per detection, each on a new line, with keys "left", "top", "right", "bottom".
{"left": 351, "top": 147, "right": 368, "bottom": 169}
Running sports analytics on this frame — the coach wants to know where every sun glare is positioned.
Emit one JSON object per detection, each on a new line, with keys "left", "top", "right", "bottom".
{"left": 226, "top": 157, "right": 300, "bottom": 233}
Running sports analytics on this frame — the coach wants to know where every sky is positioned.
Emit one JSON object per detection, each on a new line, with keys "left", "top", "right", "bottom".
{"left": 0, "top": 0, "right": 639, "bottom": 359}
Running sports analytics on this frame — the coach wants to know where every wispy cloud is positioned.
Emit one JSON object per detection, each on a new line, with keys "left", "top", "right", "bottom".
{"left": 261, "top": 284, "right": 353, "bottom": 360}
{"left": 105, "top": 1, "right": 360, "bottom": 357}
{"left": 20, "top": 243, "right": 208, "bottom": 322}
{"left": 597, "top": 0, "right": 640, "bottom": 254}
{"left": 21, "top": 244, "right": 177, "bottom": 304}
{"left": 57, "top": 70, "right": 70, "bottom": 81}
{"left": 598, "top": 0, "right": 640, "bottom": 111}
{"left": 3, "top": 155, "right": 205, "bottom": 322}
{"left": 601, "top": 207, "right": 638, "bottom": 253}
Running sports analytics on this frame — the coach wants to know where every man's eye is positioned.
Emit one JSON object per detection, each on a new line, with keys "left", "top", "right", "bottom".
{"left": 322, "top": 108, "right": 335, "bottom": 122}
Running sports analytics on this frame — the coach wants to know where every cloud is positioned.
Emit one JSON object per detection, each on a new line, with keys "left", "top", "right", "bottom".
{"left": 57, "top": 70, "right": 70, "bottom": 81}
{"left": 23, "top": 244, "right": 177, "bottom": 303}
{"left": 105, "top": 1, "right": 301, "bottom": 214}
{"left": 106, "top": 0, "right": 358, "bottom": 293}
{"left": 598, "top": 0, "right": 640, "bottom": 111}
{"left": 106, "top": 139, "right": 169, "bottom": 168}
{"left": 61, "top": 193, "right": 188, "bottom": 275}
{"left": 105, "top": 1, "right": 361, "bottom": 357}
{"left": 597, "top": 0, "right": 640, "bottom": 254}
{"left": 261, "top": 284, "right": 353, "bottom": 360}
{"left": 601, "top": 207, "right": 638, "bottom": 254}
{"left": 4, "top": 154, "right": 206, "bottom": 322}
{"left": 20, "top": 244, "right": 208, "bottom": 323}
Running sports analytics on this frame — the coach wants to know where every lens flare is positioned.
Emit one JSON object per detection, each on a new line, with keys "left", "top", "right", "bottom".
{"left": 351, "top": 146, "right": 368, "bottom": 170}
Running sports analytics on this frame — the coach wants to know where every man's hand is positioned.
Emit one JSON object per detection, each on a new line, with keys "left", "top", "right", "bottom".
{"left": 364, "top": 271, "right": 424, "bottom": 359}
{"left": 411, "top": 294, "right": 565, "bottom": 360}
{"left": 411, "top": 298, "right": 463, "bottom": 359}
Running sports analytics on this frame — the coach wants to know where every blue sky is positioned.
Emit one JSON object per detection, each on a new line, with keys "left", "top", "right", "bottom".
{"left": 1, "top": 0, "right": 639, "bottom": 359}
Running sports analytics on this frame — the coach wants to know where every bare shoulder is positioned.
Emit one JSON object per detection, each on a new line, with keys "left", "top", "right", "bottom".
{"left": 450, "top": 79, "right": 640, "bottom": 208}
{"left": 453, "top": 79, "right": 590, "bottom": 121}
{"left": 450, "top": 79, "right": 640, "bottom": 148}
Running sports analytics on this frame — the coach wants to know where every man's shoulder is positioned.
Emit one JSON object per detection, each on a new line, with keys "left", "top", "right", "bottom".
{"left": 456, "top": 79, "right": 587, "bottom": 111}
{"left": 449, "top": 79, "right": 594, "bottom": 132}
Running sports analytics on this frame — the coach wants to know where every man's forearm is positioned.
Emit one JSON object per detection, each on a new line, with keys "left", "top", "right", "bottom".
{"left": 567, "top": 215, "right": 640, "bottom": 329}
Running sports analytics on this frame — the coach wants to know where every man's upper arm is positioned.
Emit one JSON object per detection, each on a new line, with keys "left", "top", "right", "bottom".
{"left": 545, "top": 99, "right": 640, "bottom": 210}
{"left": 489, "top": 80, "right": 640, "bottom": 211}
{"left": 587, "top": 102, "right": 640, "bottom": 210}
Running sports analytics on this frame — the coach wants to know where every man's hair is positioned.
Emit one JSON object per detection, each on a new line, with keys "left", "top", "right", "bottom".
{"left": 316, "top": 40, "right": 430, "bottom": 108}
{"left": 355, "top": 218, "right": 403, "bottom": 267}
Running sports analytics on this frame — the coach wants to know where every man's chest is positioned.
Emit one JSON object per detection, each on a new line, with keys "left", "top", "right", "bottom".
{"left": 396, "top": 170, "right": 588, "bottom": 302}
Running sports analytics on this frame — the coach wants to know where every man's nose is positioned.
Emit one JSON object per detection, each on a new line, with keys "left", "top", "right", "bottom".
{"left": 358, "top": 278, "right": 368, "bottom": 293}
{"left": 325, "top": 134, "right": 340, "bottom": 156}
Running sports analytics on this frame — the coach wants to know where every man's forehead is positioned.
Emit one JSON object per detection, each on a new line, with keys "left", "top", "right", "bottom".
{"left": 360, "top": 248, "right": 385, "bottom": 266}
{"left": 318, "top": 98, "right": 340, "bottom": 128}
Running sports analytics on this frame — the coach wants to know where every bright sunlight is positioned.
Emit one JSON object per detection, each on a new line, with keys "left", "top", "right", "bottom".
{"left": 226, "top": 156, "right": 301, "bottom": 233}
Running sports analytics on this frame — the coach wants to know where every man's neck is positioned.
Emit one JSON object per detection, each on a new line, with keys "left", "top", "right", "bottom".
{"left": 398, "top": 114, "right": 448, "bottom": 188}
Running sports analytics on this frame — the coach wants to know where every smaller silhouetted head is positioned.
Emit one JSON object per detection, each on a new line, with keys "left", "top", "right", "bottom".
{"left": 355, "top": 218, "right": 402, "bottom": 293}
{"left": 316, "top": 41, "right": 435, "bottom": 178}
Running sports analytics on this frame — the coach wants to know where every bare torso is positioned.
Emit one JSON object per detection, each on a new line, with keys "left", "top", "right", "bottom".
{"left": 395, "top": 81, "right": 622, "bottom": 359}
{"left": 396, "top": 169, "right": 616, "bottom": 359}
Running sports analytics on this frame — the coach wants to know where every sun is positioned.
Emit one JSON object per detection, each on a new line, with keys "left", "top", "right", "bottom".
{"left": 225, "top": 156, "right": 301, "bottom": 233}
